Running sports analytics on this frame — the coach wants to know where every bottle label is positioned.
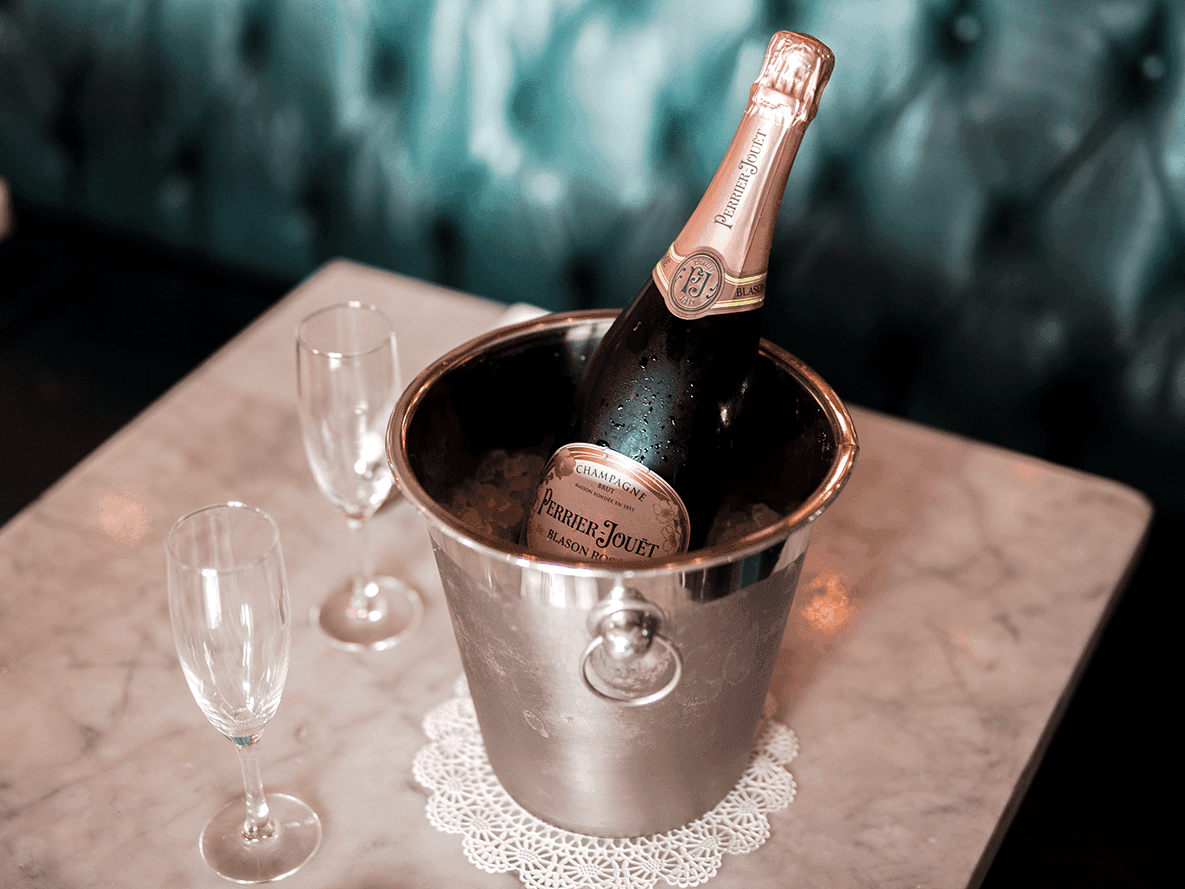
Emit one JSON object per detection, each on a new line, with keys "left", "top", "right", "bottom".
{"left": 655, "top": 245, "right": 767, "bottom": 319}
{"left": 524, "top": 443, "right": 690, "bottom": 562}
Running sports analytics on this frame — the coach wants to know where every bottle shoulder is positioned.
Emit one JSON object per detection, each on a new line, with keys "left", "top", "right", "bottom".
{"left": 565, "top": 278, "right": 759, "bottom": 473}
{"left": 591, "top": 280, "right": 762, "bottom": 370}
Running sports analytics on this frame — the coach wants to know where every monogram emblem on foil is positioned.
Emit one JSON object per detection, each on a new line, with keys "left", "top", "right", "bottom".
{"left": 669, "top": 253, "right": 723, "bottom": 315}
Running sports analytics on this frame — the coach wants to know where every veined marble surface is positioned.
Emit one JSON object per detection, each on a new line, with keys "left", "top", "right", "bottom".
{"left": 0, "top": 261, "right": 1151, "bottom": 888}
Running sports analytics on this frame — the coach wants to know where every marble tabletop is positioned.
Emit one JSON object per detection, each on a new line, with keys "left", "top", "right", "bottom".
{"left": 0, "top": 260, "right": 1152, "bottom": 888}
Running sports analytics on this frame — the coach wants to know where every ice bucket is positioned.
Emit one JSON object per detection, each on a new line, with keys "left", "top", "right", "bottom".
{"left": 387, "top": 310, "right": 857, "bottom": 837}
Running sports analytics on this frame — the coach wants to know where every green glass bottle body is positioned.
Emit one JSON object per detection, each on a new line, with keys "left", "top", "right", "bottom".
{"left": 563, "top": 277, "right": 760, "bottom": 552}
{"left": 523, "top": 32, "right": 834, "bottom": 562}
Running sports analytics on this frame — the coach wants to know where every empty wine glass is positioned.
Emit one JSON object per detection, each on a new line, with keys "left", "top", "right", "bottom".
{"left": 296, "top": 302, "right": 424, "bottom": 650}
{"left": 166, "top": 502, "right": 321, "bottom": 883}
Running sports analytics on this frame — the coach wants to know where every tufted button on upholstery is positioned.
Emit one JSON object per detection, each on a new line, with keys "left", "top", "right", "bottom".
{"left": 152, "top": 140, "right": 204, "bottom": 242}
{"left": 930, "top": 0, "right": 984, "bottom": 68}
{"left": 238, "top": 1, "right": 271, "bottom": 75}
{"left": 1123, "top": 293, "right": 1185, "bottom": 443}
{"left": 1104, "top": 286, "right": 1185, "bottom": 513}
{"left": 369, "top": 37, "right": 407, "bottom": 101}
{"left": 1105, "top": 0, "right": 1175, "bottom": 113}
{"left": 50, "top": 60, "right": 90, "bottom": 177}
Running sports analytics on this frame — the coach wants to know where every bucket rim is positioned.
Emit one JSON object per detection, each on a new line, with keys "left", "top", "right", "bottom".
{"left": 387, "top": 309, "right": 858, "bottom": 577}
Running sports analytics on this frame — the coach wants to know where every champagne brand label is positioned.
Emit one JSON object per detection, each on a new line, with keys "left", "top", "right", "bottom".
{"left": 668, "top": 252, "right": 724, "bottom": 315}
{"left": 656, "top": 246, "right": 767, "bottom": 319}
{"left": 524, "top": 444, "right": 690, "bottom": 562}
{"left": 712, "top": 129, "right": 769, "bottom": 231}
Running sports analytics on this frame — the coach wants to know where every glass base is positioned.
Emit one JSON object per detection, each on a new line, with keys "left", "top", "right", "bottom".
{"left": 200, "top": 792, "right": 321, "bottom": 884}
{"left": 315, "top": 575, "right": 424, "bottom": 651}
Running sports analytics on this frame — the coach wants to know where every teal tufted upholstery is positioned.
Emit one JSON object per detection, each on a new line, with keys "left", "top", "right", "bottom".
{"left": 2, "top": 0, "right": 1184, "bottom": 512}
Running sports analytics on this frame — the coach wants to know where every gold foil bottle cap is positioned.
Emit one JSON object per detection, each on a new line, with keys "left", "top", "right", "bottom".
{"left": 750, "top": 31, "right": 835, "bottom": 125}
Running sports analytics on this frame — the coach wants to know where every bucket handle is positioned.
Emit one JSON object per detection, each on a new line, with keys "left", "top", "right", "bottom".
{"left": 580, "top": 592, "right": 682, "bottom": 706}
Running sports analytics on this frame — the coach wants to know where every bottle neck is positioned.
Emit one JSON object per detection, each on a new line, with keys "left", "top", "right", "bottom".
{"left": 653, "top": 104, "right": 808, "bottom": 320}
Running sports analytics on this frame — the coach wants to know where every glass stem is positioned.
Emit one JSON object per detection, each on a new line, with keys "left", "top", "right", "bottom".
{"left": 345, "top": 516, "right": 377, "bottom": 618}
{"left": 233, "top": 736, "right": 275, "bottom": 841}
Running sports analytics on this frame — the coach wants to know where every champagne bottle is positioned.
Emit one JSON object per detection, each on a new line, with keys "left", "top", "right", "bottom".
{"left": 523, "top": 31, "right": 834, "bottom": 562}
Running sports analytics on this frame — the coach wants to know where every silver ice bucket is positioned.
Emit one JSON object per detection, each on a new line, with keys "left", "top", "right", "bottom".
{"left": 387, "top": 310, "right": 857, "bottom": 837}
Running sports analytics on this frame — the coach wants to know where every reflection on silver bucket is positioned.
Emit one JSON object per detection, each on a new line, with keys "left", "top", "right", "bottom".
{"left": 388, "top": 310, "right": 857, "bottom": 837}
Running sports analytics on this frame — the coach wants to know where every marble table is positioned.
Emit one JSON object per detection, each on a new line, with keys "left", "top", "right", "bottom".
{"left": 0, "top": 260, "right": 1152, "bottom": 887}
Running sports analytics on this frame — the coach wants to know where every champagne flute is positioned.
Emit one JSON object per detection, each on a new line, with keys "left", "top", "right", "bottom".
{"left": 166, "top": 502, "right": 321, "bottom": 883}
{"left": 296, "top": 301, "right": 424, "bottom": 650}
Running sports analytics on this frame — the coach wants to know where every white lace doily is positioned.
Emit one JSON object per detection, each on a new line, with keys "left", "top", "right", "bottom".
{"left": 413, "top": 677, "right": 799, "bottom": 888}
